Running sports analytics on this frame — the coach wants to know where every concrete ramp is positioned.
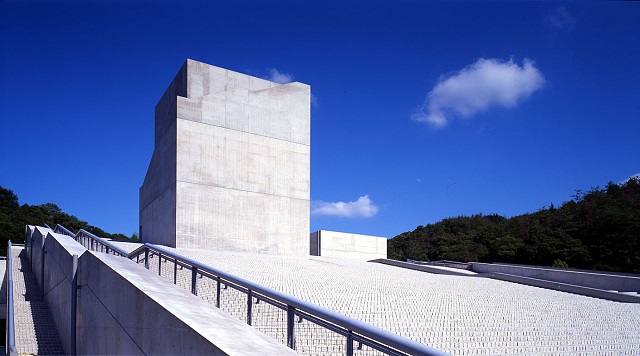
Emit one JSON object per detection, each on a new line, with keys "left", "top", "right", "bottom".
{"left": 23, "top": 225, "right": 297, "bottom": 355}
{"left": 10, "top": 245, "right": 65, "bottom": 355}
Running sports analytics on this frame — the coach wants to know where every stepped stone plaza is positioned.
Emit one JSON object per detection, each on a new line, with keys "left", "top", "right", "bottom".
{"left": 109, "top": 239, "right": 640, "bottom": 355}
{"left": 140, "top": 59, "right": 311, "bottom": 255}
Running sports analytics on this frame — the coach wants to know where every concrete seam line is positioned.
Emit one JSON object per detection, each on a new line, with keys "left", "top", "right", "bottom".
{"left": 80, "top": 283, "right": 146, "bottom": 355}
{"left": 40, "top": 247, "right": 69, "bottom": 297}
{"left": 177, "top": 115, "right": 311, "bottom": 147}
{"left": 177, "top": 179, "right": 310, "bottom": 201}
{"left": 43, "top": 277, "right": 67, "bottom": 298}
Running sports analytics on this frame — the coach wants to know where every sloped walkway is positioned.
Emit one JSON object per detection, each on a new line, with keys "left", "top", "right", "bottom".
{"left": 167, "top": 248, "right": 640, "bottom": 355}
{"left": 11, "top": 246, "right": 65, "bottom": 355}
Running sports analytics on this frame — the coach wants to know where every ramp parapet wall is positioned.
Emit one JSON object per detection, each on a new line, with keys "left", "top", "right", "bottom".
{"left": 23, "top": 226, "right": 296, "bottom": 355}
{"left": 470, "top": 262, "right": 640, "bottom": 292}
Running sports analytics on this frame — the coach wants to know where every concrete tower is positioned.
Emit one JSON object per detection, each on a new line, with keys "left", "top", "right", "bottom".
{"left": 140, "top": 59, "right": 310, "bottom": 255}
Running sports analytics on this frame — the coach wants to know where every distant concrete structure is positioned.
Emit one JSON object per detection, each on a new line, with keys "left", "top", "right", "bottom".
{"left": 140, "top": 59, "right": 310, "bottom": 255}
{"left": 310, "top": 230, "right": 387, "bottom": 261}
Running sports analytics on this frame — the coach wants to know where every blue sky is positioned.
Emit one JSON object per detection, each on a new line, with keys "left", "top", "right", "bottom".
{"left": 1, "top": 1, "right": 639, "bottom": 239}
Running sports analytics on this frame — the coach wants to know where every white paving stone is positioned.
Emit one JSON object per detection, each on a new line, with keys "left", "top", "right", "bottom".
{"left": 150, "top": 248, "right": 640, "bottom": 355}
{"left": 97, "top": 241, "right": 640, "bottom": 354}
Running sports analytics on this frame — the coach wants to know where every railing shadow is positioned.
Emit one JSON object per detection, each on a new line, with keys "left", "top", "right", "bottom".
{"left": 16, "top": 249, "right": 65, "bottom": 355}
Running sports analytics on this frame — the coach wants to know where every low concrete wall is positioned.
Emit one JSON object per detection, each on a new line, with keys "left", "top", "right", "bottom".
{"left": 485, "top": 272, "right": 640, "bottom": 303}
{"left": 77, "top": 251, "right": 296, "bottom": 355}
{"left": 470, "top": 262, "right": 640, "bottom": 292}
{"left": 310, "top": 230, "right": 387, "bottom": 261}
{"left": 28, "top": 226, "right": 50, "bottom": 299}
{"left": 42, "top": 231, "right": 86, "bottom": 353}
{"left": 26, "top": 226, "right": 297, "bottom": 355}
{"left": 372, "top": 259, "right": 477, "bottom": 276}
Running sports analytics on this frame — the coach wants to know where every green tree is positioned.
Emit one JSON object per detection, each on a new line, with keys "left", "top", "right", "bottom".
{"left": 388, "top": 177, "right": 640, "bottom": 273}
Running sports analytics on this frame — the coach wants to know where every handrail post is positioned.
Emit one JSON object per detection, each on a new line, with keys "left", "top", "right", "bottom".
{"left": 173, "top": 258, "right": 177, "bottom": 284}
{"left": 247, "top": 290, "right": 253, "bottom": 325}
{"left": 287, "top": 305, "right": 296, "bottom": 350}
{"left": 216, "top": 276, "right": 221, "bottom": 308}
{"left": 346, "top": 330, "right": 354, "bottom": 356}
{"left": 191, "top": 267, "right": 198, "bottom": 295}
{"left": 158, "top": 253, "right": 162, "bottom": 276}
{"left": 144, "top": 248, "right": 149, "bottom": 269}
{"left": 7, "top": 240, "right": 17, "bottom": 356}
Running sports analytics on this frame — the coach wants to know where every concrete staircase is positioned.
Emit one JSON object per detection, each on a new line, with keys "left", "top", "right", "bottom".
{"left": 11, "top": 245, "right": 65, "bottom": 355}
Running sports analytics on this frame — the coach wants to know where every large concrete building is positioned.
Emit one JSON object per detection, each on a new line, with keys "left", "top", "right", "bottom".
{"left": 140, "top": 59, "right": 310, "bottom": 255}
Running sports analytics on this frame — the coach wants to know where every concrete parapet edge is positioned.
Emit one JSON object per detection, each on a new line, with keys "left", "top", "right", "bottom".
{"left": 482, "top": 272, "right": 640, "bottom": 303}
{"left": 470, "top": 262, "right": 640, "bottom": 292}
{"left": 79, "top": 251, "right": 298, "bottom": 355}
{"left": 370, "top": 259, "right": 478, "bottom": 277}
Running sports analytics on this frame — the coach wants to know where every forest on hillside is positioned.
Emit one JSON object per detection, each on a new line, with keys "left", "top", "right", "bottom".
{"left": 0, "top": 186, "right": 137, "bottom": 256}
{"left": 388, "top": 178, "right": 640, "bottom": 274}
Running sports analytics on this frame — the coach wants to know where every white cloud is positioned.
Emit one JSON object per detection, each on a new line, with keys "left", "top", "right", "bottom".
{"left": 311, "top": 195, "right": 379, "bottom": 218}
{"left": 265, "top": 68, "right": 294, "bottom": 84}
{"left": 545, "top": 7, "right": 576, "bottom": 30}
{"left": 413, "top": 58, "right": 545, "bottom": 128}
{"left": 265, "top": 69, "right": 318, "bottom": 107}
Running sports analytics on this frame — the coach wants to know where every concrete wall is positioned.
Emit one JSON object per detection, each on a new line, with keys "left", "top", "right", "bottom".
{"left": 140, "top": 106, "right": 178, "bottom": 247}
{"left": 141, "top": 59, "right": 310, "bottom": 255}
{"left": 310, "top": 230, "right": 387, "bottom": 261}
{"left": 77, "top": 251, "right": 295, "bottom": 355}
{"left": 470, "top": 262, "right": 640, "bottom": 292}
{"left": 0, "top": 257, "right": 6, "bottom": 319}
{"left": 42, "top": 231, "right": 86, "bottom": 354}
{"left": 25, "top": 225, "right": 297, "bottom": 355}
{"left": 28, "top": 226, "right": 50, "bottom": 296}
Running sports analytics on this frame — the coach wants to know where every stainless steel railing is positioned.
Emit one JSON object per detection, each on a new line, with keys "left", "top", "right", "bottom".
{"left": 128, "top": 243, "right": 449, "bottom": 356}
{"left": 54, "top": 225, "right": 128, "bottom": 257}
{"left": 52, "top": 224, "right": 74, "bottom": 238}
{"left": 54, "top": 224, "right": 448, "bottom": 355}
{"left": 6, "top": 241, "right": 18, "bottom": 356}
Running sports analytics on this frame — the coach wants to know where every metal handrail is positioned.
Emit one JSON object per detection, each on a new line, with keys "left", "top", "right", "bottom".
{"left": 6, "top": 241, "right": 18, "bottom": 356}
{"left": 54, "top": 224, "right": 129, "bottom": 257}
{"left": 62, "top": 225, "right": 449, "bottom": 355}
{"left": 53, "top": 224, "right": 75, "bottom": 237}
{"left": 75, "top": 229, "right": 129, "bottom": 257}
{"left": 410, "top": 259, "right": 471, "bottom": 270}
{"left": 128, "top": 243, "right": 449, "bottom": 356}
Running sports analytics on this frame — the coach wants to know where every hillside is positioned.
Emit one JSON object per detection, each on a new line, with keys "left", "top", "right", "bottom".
{"left": 0, "top": 186, "right": 137, "bottom": 255}
{"left": 388, "top": 178, "right": 640, "bottom": 273}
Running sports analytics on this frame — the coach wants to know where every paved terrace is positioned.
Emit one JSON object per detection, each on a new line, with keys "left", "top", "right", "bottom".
{"left": 108, "top": 240, "right": 640, "bottom": 355}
